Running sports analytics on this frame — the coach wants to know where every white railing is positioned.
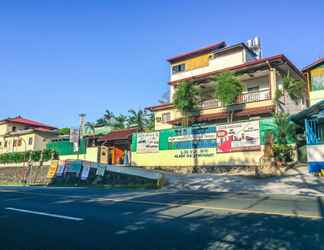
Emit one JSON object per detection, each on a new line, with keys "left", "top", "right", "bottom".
{"left": 201, "top": 89, "right": 271, "bottom": 109}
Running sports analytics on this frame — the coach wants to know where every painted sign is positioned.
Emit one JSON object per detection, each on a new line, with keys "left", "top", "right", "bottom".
{"left": 168, "top": 126, "right": 217, "bottom": 150}
{"left": 66, "top": 160, "right": 82, "bottom": 174}
{"left": 137, "top": 132, "right": 160, "bottom": 153}
{"left": 216, "top": 120, "right": 260, "bottom": 153}
{"left": 174, "top": 148, "right": 215, "bottom": 159}
{"left": 47, "top": 161, "right": 58, "bottom": 178}
{"left": 311, "top": 67, "right": 324, "bottom": 91}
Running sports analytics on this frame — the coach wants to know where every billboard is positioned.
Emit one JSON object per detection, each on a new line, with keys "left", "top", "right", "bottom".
{"left": 216, "top": 120, "right": 260, "bottom": 153}
{"left": 137, "top": 132, "right": 160, "bottom": 153}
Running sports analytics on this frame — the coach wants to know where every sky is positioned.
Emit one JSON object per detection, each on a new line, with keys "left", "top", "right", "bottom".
{"left": 0, "top": 0, "right": 323, "bottom": 128}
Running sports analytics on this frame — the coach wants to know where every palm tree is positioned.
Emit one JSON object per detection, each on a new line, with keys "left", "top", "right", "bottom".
{"left": 212, "top": 72, "right": 243, "bottom": 122}
{"left": 84, "top": 122, "right": 95, "bottom": 134}
{"left": 127, "top": 109, "right": 147, "bottom": 132}
{"left": 274, "top": 112, "right": 296, "bottom": 144}
{"left": 173, "top": 80, "right": 200, "bottom": 127}
{"left": 113, "top": 114, "right": 127, "bottom": 129}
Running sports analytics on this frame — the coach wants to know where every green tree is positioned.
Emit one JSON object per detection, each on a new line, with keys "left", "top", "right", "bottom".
{"left": 173, "top": 80, "right": 200, "bottom": 127}
{"left": 273, "top": 112, "right": 296, "bottom": 145}
{"left": 275, "top": 71, "right": 306, "bottom": 111}
{"left": 84, "top": 122, "right": 95, "bottom": 134}
{"left": 127, "top": 109, "right": 147, "bottom": 132}
{"left": 58, "top": 127, "right": 70, "bottom": 135}
{"left": 212, "top": 72, "right": 243, "bottom": 122}
{"left": 113, "top": 114, "right": 127, "bottom": 129}
{"left": 145, "top": 111, "right": 155, "bottom": 131}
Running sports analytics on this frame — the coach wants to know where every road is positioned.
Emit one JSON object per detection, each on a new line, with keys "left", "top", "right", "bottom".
{"left": 0, "top": 186, "right": 323, "bottom": 250}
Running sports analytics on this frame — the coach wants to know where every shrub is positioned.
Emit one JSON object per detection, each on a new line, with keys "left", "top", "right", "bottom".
{"left": 272, "top": 144, "right": 294, "bottom": 163}
{"left": 0, "top": 149, "right": 58, "bottom": 164}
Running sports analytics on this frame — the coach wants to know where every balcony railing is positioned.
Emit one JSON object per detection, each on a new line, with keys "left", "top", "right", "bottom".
{"left": 201, "top": 89, "right": 271, "bottom": 109}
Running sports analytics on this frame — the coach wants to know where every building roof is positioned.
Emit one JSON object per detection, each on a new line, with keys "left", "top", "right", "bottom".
{"left": 290, "top": 99, "right": 324, "bottom": 125}
{"left": 0, "top": 116, "right": 57, "bottom": 130}
{"left": 169, "top": 54, "right": 305, "bottom": 85}
{"left": 167, "top": 106, "right": 274, "bottom": 125}
{"left": 167, "top": 41, "right": 227, "bottom": 63}
{"left": 98, "top": 127, "right": 137, "bottom": 142}
{"left": 146, "top": 103, "right": 175, "bottom": 112}
{"left": 302, "top": 57, "right": 324, "bottom": 72}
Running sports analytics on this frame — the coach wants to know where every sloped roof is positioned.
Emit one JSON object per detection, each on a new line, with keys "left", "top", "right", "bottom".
{"left": 98, "top": 127, "right": 137, "bottom": 142}
{"left": 167, "top": 41, "right": 226, "bottom": 63}
{"left": 302, "top": 57, "right": 324, "bottom": 72}
{"left": 0, "top": 116, "right": 57, "bottom": 130}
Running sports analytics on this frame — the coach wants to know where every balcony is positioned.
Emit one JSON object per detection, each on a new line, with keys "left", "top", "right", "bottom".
{"left": 201, "top": 89, "right": 271, "bottom": 109}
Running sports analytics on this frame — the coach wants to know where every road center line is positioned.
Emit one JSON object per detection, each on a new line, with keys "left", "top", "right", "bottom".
{"left": 5, "top": 207, "right": 84, "bottom": 221}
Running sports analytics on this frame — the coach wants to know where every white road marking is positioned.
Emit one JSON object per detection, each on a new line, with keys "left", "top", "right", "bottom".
{"left": 5, "top": 207, "right": 84, "bottom": 221}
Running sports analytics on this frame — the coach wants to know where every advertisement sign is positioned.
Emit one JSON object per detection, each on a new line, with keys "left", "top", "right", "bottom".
{"left": 216, "top": 120, "right": 260, "bottom": 153}
{"left": 47, "top": 161, "right": 58, "bottom": 178}
{"left": 137, "top": 132, "right": 159, "bottom": 153}
{"left": 168, "top": 126, "right": 217, "bottom": 150}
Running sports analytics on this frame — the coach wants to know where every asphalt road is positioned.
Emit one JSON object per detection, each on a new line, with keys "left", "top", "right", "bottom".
{"left": 0, "top": 186, "right": 323, "bottom": 250}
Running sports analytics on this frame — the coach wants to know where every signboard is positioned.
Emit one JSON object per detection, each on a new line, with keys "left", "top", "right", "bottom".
{"left": 70, "top": 128, "right": 80, "bottom": 152}
{"left": 216, "top": 120, "right": 260, "bottom": 153}
{"left": 66, "top": 160, "right": 82, "bottom": 174}
{"left": 47, "top": 161, "right": 58, "bottom": 178}
{"left": 168, "top": 126, "right": 217, "bottom": 150}
{"left": 137, "top": 132, "right": 159, "bottom": 153}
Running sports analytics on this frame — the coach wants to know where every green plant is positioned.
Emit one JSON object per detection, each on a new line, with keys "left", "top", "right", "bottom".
{"left": 213, "top": 72, "right": 243, "bottom": 106}
{"left": 273, "top": 112, "right": 296, "bottom": 144}
{"left": 272, "top": 144, "right": 294, "bottom": 163}
{"left": 59, "top": 127, "right": 70, "bottom": 135}
{"left": 127, "top": 109, "right": 147, "bottom": 132}
{"left": 173, "top": 80, "right": 200, "bottom": 126}
{"left": 0, "top": 149, "right": 58, "bottom": 164}
{"left": 212, "top": 72, "right": 243, "bottom": 122}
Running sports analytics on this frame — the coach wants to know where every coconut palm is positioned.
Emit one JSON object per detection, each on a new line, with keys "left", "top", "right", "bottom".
{"left": 127, "top": 109, "right": 147, "bottom": 132}
{"left": 113, "top": 114, "right": 127, "bottom": 129}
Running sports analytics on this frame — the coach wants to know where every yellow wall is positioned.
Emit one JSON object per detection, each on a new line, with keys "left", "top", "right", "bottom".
{"left": 132, "top": 148, "right": 262, "bottom": 167}
{"left": 0, "top": 133, "right": 36, "bottom": 153}
{"left": 59, "top": 147, "right": 99, "bottom": 162}
{"left": 310, "top": 90, "right": 324, "bottom": 105}
{"left": 172, "top": 53, "right": 211, "bottom": 72}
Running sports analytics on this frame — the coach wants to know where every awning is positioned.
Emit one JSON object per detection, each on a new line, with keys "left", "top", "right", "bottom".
{"left": 290, "top": 100, "right": 324, "bottom": 125}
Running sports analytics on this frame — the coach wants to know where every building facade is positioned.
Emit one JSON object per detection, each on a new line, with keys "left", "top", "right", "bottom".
{"left": 131, "top": 40, "right": 306, "bottom": 169}
{"left": 0, "top": 116, "right": 58, "bottom": 154}
{"left": 303, "top": 57, "right": 324, "bottom": 106}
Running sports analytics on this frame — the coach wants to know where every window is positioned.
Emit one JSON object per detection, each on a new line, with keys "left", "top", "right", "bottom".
{"left": 13, "top": 139, "right": 17, "bottom": 147}
{"left": 172, "top": 64, "right": 186, "bottom": 74}
{"left": 18, "top": 139, "right": 22, "bottom": 146}
{"left": 162, "top": 112, "right": 171, "bottom": 123}
{"left": 28, "top": 137, "right": 33, "bottom": 145}
{"left": 12, "top": 126, "right": 16, "bottom": 132}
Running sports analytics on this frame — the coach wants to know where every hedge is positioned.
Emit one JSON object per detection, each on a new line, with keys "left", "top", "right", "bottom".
{"left": 0, "top": 149, "right": 58, "bottom": 164}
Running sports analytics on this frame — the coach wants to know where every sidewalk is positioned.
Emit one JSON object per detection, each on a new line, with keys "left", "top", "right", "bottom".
{"left": 164, "top": 166, "right": 324, "bottom": 197}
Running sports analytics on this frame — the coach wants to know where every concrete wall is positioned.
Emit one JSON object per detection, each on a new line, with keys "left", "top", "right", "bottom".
{"left": 59, "top": 147, "right": 99, "bottom": 162}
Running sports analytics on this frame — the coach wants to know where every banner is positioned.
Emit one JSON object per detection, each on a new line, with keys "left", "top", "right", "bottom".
{"left": 56, "top": 161, "right": 65, "bottom": 177}
{"left": 47, "top": 161, "right": 58, "bottom": 178}
{"left": 96, "top": 163, "right": 106, "bottom": 176}
{"left": 137, "top": 132, "right": 159, "bottom": 153}
{"left": 216, "top": 120, "right": 260, "bottom": 153}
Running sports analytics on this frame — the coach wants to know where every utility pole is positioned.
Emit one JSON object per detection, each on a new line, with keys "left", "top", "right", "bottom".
{"left": 77, "top": 113, "right": 86, "bottom": 160}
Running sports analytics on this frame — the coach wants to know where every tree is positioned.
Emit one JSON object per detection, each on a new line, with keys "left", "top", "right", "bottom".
{"left": 212, "top": 72, "right": 243, "bottom": 122}
{"left": 145, "top": 111, "right": 155, "bottom": 131}
{"left": 273, "top": 112, "right": 296, "bottom": 145}
{"left": 275, "top": 71, "right": 306, "bottom": 111}
{"left": 113, "top": 114, "right": 127, "bottom": 129}
{"left": 173, "top": 80, "right": 200, "bottom": 127}
{"left": 127, "top": 109, "right": 147, "bottom": 132}
{"left": 58, "top": 127, "right": 70, "bottom": 135}
{"left": 84, "top": 122, "right": 95, "bottom": 134}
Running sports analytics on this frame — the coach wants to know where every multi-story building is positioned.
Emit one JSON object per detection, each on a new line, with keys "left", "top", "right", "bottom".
{"left": 0, "top": 116, "right": 58, "bottom": 154}
{"left": 130, "top": 39, "right": 306, "bottom": 170}
{"left": 148, "top": 40, "right": 306, "bottom": 130}
{"left": 303, "top": 57, "right": 324, "bottom": 106}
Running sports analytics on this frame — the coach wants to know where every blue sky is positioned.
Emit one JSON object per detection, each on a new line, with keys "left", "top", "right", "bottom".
{"left": 0, "top": 0, "right": 323, "bottom": 128}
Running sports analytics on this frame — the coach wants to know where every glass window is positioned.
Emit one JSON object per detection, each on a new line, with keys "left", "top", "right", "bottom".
{"left": 162, "top": 112, "right": 171, "bottom": 122}
{"left": 28, "top": 137, "right": 33, "bottom": 145}
{"left": 247, "top": 85, "right": 259, "bottom": 92}
{"left": 172, "top": 64, "right": 186, "bottom": 74}
{"left": 12, "top": 126, "right": 16, "bottom": 132}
